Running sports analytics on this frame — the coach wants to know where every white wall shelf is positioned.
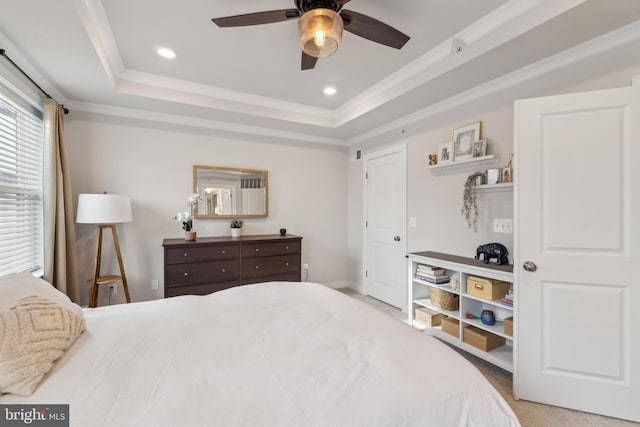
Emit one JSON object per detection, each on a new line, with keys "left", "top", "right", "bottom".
{"left": 475, "top": 182, "right": 513, "bottom": 192}
{"left": 426, "top": 154, "right": 499, "bottom": 171}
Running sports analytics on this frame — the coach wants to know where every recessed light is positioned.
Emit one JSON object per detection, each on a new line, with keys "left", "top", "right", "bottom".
{"left": 157, "top": 47, "right": 176, "bottom": 59}
{"left": 323, "top": 86, "right": 337, "bottom": 96}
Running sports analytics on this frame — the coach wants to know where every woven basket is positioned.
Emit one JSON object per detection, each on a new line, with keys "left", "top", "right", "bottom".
{"left": 430, "top": 287, "right": 459, "bottom": 311}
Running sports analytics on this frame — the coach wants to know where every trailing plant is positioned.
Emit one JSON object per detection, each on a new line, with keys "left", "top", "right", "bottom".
{"left": 461, "top": 172, "right": 484, "bottom": 232}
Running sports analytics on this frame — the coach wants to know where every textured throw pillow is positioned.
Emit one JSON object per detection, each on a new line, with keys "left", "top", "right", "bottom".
{"left": 0, "top": 296, "right": 85, "bottom": 396}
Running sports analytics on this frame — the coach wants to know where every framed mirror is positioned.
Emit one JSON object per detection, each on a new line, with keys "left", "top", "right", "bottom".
{"left": 193, "top": 165, "right": 268, "bottom": 218}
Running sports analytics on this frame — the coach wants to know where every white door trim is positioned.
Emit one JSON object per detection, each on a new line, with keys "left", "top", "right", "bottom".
{"left": 362, "top": 143, "right": 408, "bottom": 311}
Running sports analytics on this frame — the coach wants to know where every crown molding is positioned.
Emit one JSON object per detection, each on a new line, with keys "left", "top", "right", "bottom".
{"left": 73, "top": 0, "right": 123, "bottom": 86}
{"left": 335, "top": 0, "right": 588, "bottom": 126}
{"left": 347, "top": 19, "right": 640, "bottom": 146}
{"left": 67, "top": 101, "right": 347, "bottom": 147}
{"left": 66, "top": 15, "right": 640, "bottom": 149}
{"left": 117, "top": 69, "right": 335, "bottom": 127}
{"left": 73, "top": 0, "right": 587, "bottom": 129}
{"left": 0, "top": 30, "right": 69, "bottom": 105}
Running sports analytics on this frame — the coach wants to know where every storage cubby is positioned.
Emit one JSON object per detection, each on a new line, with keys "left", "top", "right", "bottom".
{"left": 408, "top": 251, "right": 514, "bottom": 372}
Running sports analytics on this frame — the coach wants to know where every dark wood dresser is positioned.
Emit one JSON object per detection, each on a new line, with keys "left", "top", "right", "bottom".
{"left": 162, "top": 234, "right": 302, "bottom": 297}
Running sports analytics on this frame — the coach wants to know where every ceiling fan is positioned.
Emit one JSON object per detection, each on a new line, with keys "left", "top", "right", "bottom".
{"left": 212, "top": 0, "right": 410, "bottom": 70}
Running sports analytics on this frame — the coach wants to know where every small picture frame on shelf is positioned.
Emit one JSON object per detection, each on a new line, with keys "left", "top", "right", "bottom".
{"left": 501, "top": 167, "right": 512, "bottom": 183}
{"left": 452, "top": 121, "right": 481, "bottom": 161}
{"left": 472, "top": 139, "right": 487, "bottom": 158}
{"left": 487, "top": 168, "right": 500, "bottom": 184}
{"left": 437, "top": 142, "right": 453, "bottom": 164}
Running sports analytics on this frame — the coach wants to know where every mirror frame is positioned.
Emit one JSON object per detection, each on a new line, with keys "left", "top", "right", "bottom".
{"left": 193, "top": 165, "right": 268, "bottom": 219}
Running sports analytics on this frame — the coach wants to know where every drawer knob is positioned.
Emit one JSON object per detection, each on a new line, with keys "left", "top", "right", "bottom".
{"left": 183, "top": 253, "right": 188, "bottom": 257}
{"left": 222, "top": 250, "right": 226, "bottom": 254}
{"left": 222, "top": 268, "right": 226, "bottom": 273}
{"left": 285, "top": 262, "right": 289, "bottom": 266}
{"left": 255, "top": 248, "right": 259, "bottom": 252}
{"left": 285, "top": 246, "right": 289, "bottom": 250}
{"left": 255, "top": 265, "right": 259, "bottom": 269}
{"left": 183, "top": 272, "right": 189, "bottom": 276}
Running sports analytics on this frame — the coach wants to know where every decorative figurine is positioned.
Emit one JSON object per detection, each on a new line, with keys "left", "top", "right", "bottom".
{"left": 475, "top": 242, "right": 509, "bottom": 265}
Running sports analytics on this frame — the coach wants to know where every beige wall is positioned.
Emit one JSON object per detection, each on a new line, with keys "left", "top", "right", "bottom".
{"left": 404, "top": 106, "right": 515, "bottom": 256}
{"left": 347, "top": 60, "right": 640, "bottom": 290}
{"left": 65, "top": 115, "right": 349, "bottom": 306}
{"left": 65, "top": 55, "right": 640, "bottom": 305}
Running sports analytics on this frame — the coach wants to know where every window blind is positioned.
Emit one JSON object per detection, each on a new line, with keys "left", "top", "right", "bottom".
{"left": 0, "top": 93, "right": 43, "bottom": 275}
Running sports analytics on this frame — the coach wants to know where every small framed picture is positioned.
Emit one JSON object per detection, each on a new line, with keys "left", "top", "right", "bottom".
{"left": 487, "top": 168, "right": 500, "bottom": 184}
{"left": 438, "top": 142, "right": 453, "bottom": 164}
{"left": 472, "top": 139, "right": 487, "bottom": 158}
{"left": 452, "top": 121, "right": 482, "bottom": 161}
{"left": 501, "top": 167, "right": 512, "bottom": 183}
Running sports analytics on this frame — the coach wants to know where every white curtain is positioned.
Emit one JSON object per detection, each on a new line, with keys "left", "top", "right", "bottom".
{"left": 42, "top": 99, "right": 80, "bottom": 303}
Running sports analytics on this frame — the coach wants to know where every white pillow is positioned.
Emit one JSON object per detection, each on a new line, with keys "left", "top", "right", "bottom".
{"left": 0, "top": 273, "right": 83, "bottom": 317}
{"left": 0, "top": 296, "right": 85, "bottom": 396}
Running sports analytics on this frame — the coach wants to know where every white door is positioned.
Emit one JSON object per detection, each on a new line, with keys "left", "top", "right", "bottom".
{"left": 514, "top": 80, "right": 639, "bottom": 421}
{"left": 364, "top": 145, "right": 407, "bottom": 310}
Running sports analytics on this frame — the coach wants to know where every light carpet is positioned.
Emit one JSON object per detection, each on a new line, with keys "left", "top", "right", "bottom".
{"left": 336, "top": 288, "right": 638, "bottom": 427}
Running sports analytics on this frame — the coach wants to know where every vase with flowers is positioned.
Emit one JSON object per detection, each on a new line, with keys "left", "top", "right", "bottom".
{"left": 174, "top": 193, "right": 202, "bottom": 241}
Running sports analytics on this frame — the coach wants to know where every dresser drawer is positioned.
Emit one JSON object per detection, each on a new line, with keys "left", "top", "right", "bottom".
{"left": 165, "top": 244, "right": 239, "bottom": 263}
{"left": 165, "top": 281, "right": 239, "bottom": 297}
{"left": 163, "top": 235, "right": 302, "bottom": 298}
{"left": 166, "top": 260, "right": 240, "bottom": 286}
{"left": 242, "top": 254, "right": 300, "bottom": 280}
{"left": 243, "top": 272, "right": 301, "bottom": 285}
{"left": 242, "top": 240, "right": 301, "bottom": 258}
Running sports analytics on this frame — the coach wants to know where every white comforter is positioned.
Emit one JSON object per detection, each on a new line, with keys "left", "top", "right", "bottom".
{"left": 1, "top": 282, "right": 520, "bottom": 426}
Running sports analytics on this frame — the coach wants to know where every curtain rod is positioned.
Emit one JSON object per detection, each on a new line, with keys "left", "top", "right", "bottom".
{"left": 0, "top": 49, "right": 69, "bottom": 114}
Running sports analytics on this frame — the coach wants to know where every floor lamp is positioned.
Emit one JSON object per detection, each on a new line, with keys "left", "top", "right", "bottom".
{"left": 76, "top": 193, "right": 132, "bottom": 308}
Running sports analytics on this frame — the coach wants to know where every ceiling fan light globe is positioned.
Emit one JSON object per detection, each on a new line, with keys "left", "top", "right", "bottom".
{"left": 299, "top": 8, "right": 343, "bottom": 58}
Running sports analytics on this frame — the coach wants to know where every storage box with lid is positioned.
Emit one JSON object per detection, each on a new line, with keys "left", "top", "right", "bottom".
{"left": 441, "top": 317, "right": 460, "bottom": 338}
{"left": 466, "top": 275, "right": 511, "bottom": 301}
{"left": 414, "top": 307, "right": 445, "bottom": 327}
{"left": 463, "top": 326, "right": 506, "bottom": 351}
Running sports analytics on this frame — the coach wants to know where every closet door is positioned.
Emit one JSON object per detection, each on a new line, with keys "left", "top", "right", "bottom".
{"left": 514, "top": 79, "right": 639, "bottom": 422}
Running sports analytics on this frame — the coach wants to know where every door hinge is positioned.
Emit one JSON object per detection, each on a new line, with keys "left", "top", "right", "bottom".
{"left": 365, "top": 270, "right": 368, "bottom": 278}
{"left": 365, "top": 220, "right": 368, "bottom": 228}
{"left": 365, "top": 172, "right": 368, "bottom": 179}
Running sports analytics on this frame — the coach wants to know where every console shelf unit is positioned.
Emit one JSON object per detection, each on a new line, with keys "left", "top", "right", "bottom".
{"left": 407, "top": 251, "right": 514, "bottom": 372}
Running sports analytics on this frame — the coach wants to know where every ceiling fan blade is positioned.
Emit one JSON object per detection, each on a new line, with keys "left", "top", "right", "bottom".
{"left": 340, "top": 10, "right": 410, "bottom": 49}
{"left": 335, "top": 0, "right": 351, "bottom": 10}
{"left": 301, "top": 52, "right": 318, "bottom": 70}
{"left": 212, "top": 9, "right": 300, "bottom": 27}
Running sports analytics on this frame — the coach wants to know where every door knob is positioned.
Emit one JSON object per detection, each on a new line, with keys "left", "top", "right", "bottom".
{"left": 394, "top": 236, "right": 401, "bottom": 242}
{"left": 523, "top": 261, "right": 537, "bottom": 272}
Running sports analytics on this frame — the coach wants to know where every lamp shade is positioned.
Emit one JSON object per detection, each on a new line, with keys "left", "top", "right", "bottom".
{"left": 298, "top": 8, "right": 343, "bottom": 58}
{"left": 76, "top": 194, "right": 132, "bottom": 224}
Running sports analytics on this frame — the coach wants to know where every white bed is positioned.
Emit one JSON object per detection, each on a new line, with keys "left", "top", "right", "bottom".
{"left": 1, "top": 278, "right": 520, "bottom": 426}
